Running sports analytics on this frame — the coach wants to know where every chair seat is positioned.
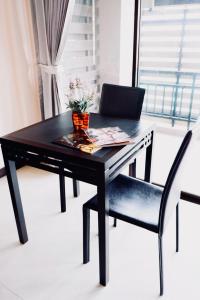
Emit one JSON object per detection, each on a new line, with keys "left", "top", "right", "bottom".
{"left": 83, "top": 174, "right": 163, "bottom": 233}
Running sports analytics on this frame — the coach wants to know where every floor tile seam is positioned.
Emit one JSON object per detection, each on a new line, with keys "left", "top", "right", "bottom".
{"left": 0, "top": 279, "right": 25, "bottom": 300}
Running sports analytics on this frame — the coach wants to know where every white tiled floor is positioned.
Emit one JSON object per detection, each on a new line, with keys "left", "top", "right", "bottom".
{"left": 0, "top": 132, "right": 200, "bottom": 300}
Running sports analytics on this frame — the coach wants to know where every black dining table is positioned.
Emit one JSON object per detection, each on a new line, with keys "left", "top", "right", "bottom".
{"left": 0, "top": 111, "right": 155, "bottom": 286}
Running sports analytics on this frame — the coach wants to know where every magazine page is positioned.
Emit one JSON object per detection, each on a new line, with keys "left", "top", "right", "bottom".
{"left": 86, "top": 127, "right": 134, "bottom": 147}
{"left": 54, "top": 131, "right": 101, "bottom": 154}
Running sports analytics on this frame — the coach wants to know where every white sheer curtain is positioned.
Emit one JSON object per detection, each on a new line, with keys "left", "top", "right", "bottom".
{"left": 31, "top": 0, "right": 75, "bottom": 119}
{"left": 0, "top": 0, "right": 41, "bottom": 168}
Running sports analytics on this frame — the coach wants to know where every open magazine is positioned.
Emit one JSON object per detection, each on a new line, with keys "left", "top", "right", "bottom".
{"left": 85, "top": 127, "right": 134, "bottom": 147}
{"left": 53, "top": 127, "right": 135, "bottom": 154}
{"left": 54, "top": 130, "right": 101, "bottom": 154}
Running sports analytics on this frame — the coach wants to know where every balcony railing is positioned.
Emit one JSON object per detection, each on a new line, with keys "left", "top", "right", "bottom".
{"left": 139, "top": 71, "right": 200, "bottom": 128}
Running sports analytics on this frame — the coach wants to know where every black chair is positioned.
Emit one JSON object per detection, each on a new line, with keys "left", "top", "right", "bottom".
{"left": 99, "top": 83, "right": 145, "bottom": 120}
{"left": 99, "top": 83, "right": 145, "bottom": 226}
{"left": 82, "top": 130, "right": 192, "bottom": 295}
{"left": 99, "top": 83, "right": 145, "bottom": 177}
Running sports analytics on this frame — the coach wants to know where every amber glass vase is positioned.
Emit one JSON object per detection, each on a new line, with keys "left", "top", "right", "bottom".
{"left": 72, "top": 112, "right": 90, "bottom": 131}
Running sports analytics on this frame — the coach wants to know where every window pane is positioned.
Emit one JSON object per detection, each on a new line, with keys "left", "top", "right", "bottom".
{"left": 138, "top": 0, "right": 200, "bottom": 127}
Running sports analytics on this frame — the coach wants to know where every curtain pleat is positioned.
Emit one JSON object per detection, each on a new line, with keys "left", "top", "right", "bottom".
{"left": 30, "top": 0, "right": 75, "bottom": 119}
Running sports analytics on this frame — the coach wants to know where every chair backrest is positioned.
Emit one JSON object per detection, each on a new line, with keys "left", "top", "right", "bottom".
{"left": 99, "top": 83, "right": 145, "bottom": 119}
{"left": 159, "top": 130, "right": 192, "bottom": 235}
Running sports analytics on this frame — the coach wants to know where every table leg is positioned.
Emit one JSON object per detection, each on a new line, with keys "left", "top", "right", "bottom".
{"left": 129, "top": 159, "right": 136, "bottom": 177}
{"left": 59, "top": 173, "right": 66, "bottom": 212}
{"left": 73, "top": 179, "right": 80, "bottom": 197}
{"left": 2, "top": 148, "right": 28, "bottom": 244}
{"left": 144, "top": 131, "right": 154, "bottom": 182}
{"left": 59, "top": 173, "right": 79, "bottom": 209}
{"left": 97, "top": 180, "right": 109, "bottom": 286}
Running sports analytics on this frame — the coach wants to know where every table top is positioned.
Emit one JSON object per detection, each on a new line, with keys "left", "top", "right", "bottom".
{"left": 0, "top": 112, "right": 154, "bottom": 168}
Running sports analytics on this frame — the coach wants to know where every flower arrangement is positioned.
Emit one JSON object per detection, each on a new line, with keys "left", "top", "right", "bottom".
{"left": 66, "top": 78, "right": 95, "bottom": 113}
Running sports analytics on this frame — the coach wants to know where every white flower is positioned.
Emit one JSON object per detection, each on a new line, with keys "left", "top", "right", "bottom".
{"left": 69, "top": 81, "right": 76, "bottom": 90}
{"left": 75, "top": 78, "right": 82, "bottom": 88}
{"left": 66, "top": 78, "right": 96, "bottom": 113}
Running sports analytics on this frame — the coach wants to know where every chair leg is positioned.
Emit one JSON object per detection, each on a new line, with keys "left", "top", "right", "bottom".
{"left": 158, "top": 235, "right": 164, "bottom": 296}
{"left": 129, "top": 159, "right": 136, "bottom": 177}
{"left": 176, "top": 203, "right": 179, "bottom": 252}
{"left": 113, "top": 218, "right": 117, "bottom": 227}
{"left": 83, "top": 206, "right": 90, "bottom": 264}
{"left": 73, "top": 179, "right": 80, "bottom": 197}
{"left": 59, "top": 174, "right": 66, "bottom": 212}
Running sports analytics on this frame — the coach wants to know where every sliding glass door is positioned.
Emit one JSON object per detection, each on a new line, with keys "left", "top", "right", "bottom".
{"left": 137, "top": 0, "right": 200, "bottom": 128}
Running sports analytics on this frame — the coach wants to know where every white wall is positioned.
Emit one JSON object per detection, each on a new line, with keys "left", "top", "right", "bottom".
{"left": 119, "top": 0, "right": 134, "bottom": 85}
{"left": 96, "top": 0, "right": 121, "bottom": 87}
{"left": 0, "top": 0, "right": 41, "bottom": 168}
{"left": 96, "top": 0, "right": 134, "bottom": 88}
